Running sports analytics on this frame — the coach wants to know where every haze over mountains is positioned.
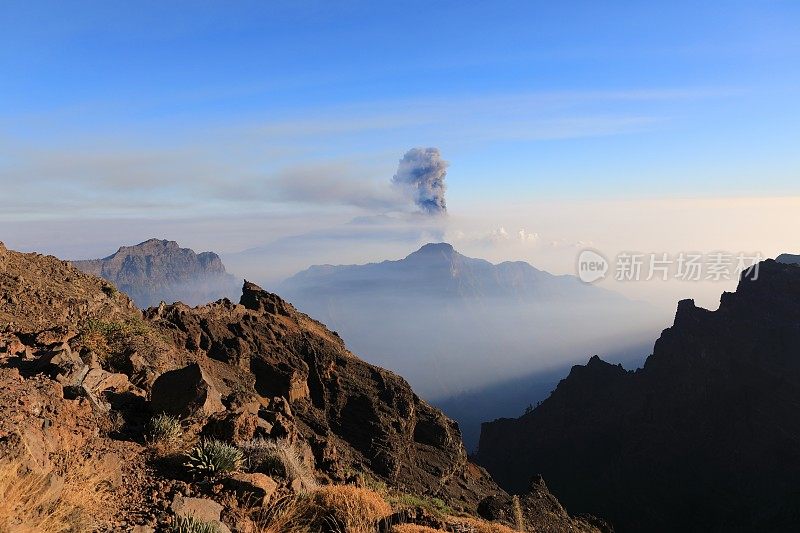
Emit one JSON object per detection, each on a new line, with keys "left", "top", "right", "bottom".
{"left": 278, "top": 242, "right": 666, "bottom": 447}
{"left": 72, "top": 238, "right": 241, "bottom": 309}
{"left": 278, "top": 242, "right": 664, "bottom": 393}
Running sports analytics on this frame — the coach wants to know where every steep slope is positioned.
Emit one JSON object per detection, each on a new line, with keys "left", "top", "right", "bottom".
{"left": 145, "top": 280, "right": 499, "bottom": 507}
{"left": 0, "top": 241, "right": 603, "bottom": 531}
{"left": 72, "top": 238, "right": 241, "bottom": 308}
{"left": 477, "top": 259, "right": 800, "bottom": 532}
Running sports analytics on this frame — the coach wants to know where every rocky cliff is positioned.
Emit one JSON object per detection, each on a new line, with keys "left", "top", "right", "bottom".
{"left": 477, "top": 259, "right": 800, "bottom": 532}
{"left": 0, "top": 241, "right": 603, "bottom": 532}
{"left": 72, "top": 238, "right": 241, "bottom": 308}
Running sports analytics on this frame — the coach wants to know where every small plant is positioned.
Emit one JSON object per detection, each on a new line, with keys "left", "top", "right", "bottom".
{"left": 79, "top": 316, "right": 151, "bottom": 370}
{"left": 512, "top": 495, "right": 525, "bottom": 531}
{"left": 101, "top": 284, "right": 118, "bottom": 297}
{"left": 146, "top": 413, "right": 182, "bottom": 448}
{"left": 169, "top": 515, "right": 220, "bottom": 533}
{"left": 240, "top": 438, "right": 317, "bottom": 490}
{"left": 184, "top": 439, "right": 242, "bottom": 477}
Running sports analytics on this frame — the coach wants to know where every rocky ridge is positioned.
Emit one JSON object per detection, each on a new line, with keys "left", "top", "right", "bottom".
{"left": 0, "top": 241, "right": 604, "bottom": 532}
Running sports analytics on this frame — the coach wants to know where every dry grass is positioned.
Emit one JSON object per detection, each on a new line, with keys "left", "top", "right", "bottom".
{"left": 250, "top": 494, "right": 319, "bottom": 533}
{"left": 391, "top": 525, "right": 446, "bottom": 533}
{"left": 247, "top": 483, "right": 515, "bottom": 533}
{"left": 311, "top": 485, "right": 392, "bottom": 532}
{"left": 447, "top": 517, "right": 521, "bottom": 533}
{"left": 0, "top": 456, "right": 113, "bottom": 532}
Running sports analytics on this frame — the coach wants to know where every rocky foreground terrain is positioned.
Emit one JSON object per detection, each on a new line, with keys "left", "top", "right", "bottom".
{"left": 0, "top": 241, "right": 607, "bottom": 532}
{"left": 478, "top": 259, "right": 800, "bottom": 532}
{"left": 72, "top": 239, "right": 241, "bottom": 308}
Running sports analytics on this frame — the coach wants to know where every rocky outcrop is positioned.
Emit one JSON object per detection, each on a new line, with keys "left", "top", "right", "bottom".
{"left": 72, "top": 238, "right": 241, "bottom": 308}
{"left": 478, "top": 475, "right": 613, "bottom": 533}
{"left": 478, "top": 259, "right": 800, "bottom": 532}
{"left": 146, "top": 280, "right": 499, "bottom": 510}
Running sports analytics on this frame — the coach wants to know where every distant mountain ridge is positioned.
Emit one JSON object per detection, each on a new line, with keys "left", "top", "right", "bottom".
{"left": 279, "top": 242, "right": 664, "bottom": 449}
{"left": 283, "top": 242, "right": 621, "bottom": 301}
{"left": 477, "top": 258, "right": 800, "bottom": 532}
{"left": 72, "top": 238, "right": 241, "bottom": 308}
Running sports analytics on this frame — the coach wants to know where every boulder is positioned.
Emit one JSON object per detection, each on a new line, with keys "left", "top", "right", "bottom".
{"left": 150, "top": 363, "right": 224, "bottom": 419}
{"left": 81, "top": 367, "right": 130, "bottom": 397}
{"left": 223, "top": 472, "right": 278, "bottom": 506}
{"left": 170, "top": 494, "right": 231, "bottom": 533}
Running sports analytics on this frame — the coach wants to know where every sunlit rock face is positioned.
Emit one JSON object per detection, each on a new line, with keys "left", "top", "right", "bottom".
{"left": 72, "top": 238, "right": 241, "bottom": 308}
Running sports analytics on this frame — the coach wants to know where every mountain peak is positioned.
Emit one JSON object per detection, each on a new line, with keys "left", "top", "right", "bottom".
{"left": 408, "top": 242, "right": 456, "bottom": 258}
{"left": 123, "top": 238, "right": 180, "bottom": 252}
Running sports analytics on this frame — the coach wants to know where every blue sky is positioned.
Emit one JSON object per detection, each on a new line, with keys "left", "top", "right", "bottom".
{"left": 2, "top": 1, "right": 799, "bottom": 275}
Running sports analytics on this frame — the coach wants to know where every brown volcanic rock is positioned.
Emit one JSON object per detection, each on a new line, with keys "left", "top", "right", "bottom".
{"left": 0, "top": 242, "right": 602, "bottom": 530}
{"left": 150, "top": 362, "right": 225, "bottom": 419}
{"left": 478, "top": 259, "right": 800, "bottom": 532}
{"left": 0, "top": 241, "right": 138, "bottom": 333}
{"left": 72, "top": 238, "right": 241, "bottom": 308}
{"left": 145, "top": 280, "right": 499, "bottom": 511}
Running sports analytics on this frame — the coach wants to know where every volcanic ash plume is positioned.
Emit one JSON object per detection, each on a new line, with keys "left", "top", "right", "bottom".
{"left": 392, "top": 147, "right": 448, "bottom": 215}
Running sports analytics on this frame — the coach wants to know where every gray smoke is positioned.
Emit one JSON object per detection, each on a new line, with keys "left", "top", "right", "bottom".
{"left": 392, "top": 147, "right": 448, "bottom": 215}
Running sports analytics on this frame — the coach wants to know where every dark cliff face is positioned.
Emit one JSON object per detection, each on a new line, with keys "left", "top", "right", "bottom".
{"left": 72, "top": 238, "right": 241, "bottom": 308}
{"left": 477, "top": 259, "right": 800, "bottom": 533}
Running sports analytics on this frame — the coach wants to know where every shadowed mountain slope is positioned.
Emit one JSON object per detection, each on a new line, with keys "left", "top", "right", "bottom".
{"left": 477, "top": 259, "right": 800, "bottom": 532}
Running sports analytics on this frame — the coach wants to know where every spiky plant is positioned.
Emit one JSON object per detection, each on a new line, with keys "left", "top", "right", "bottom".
{"left": 146, "top": 413, "right": 182, "bottom": 448}
{"left": 184, "top": 439, "right": 242, "bottom": 477}
{"left": 169, "top": 515, "right": 220, "bottom": 533}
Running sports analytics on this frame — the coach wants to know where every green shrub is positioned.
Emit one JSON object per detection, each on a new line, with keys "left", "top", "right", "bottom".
{"left": 169, "top": 515, "right": 220, "bottom": 533}
{"left": 386, "top": 492, "right": 454, "bottom": 517}
{"left": 146, "top": 413, "right": 182, "bottom": 448}
{"left": 101, "top": 284, "right": 118, "bottom": 297}
{"left": 79, "top": 316, "right": 151, "bottom": 370}
{"left": 184, "top": 439, "right": 242, "bottom": 477}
